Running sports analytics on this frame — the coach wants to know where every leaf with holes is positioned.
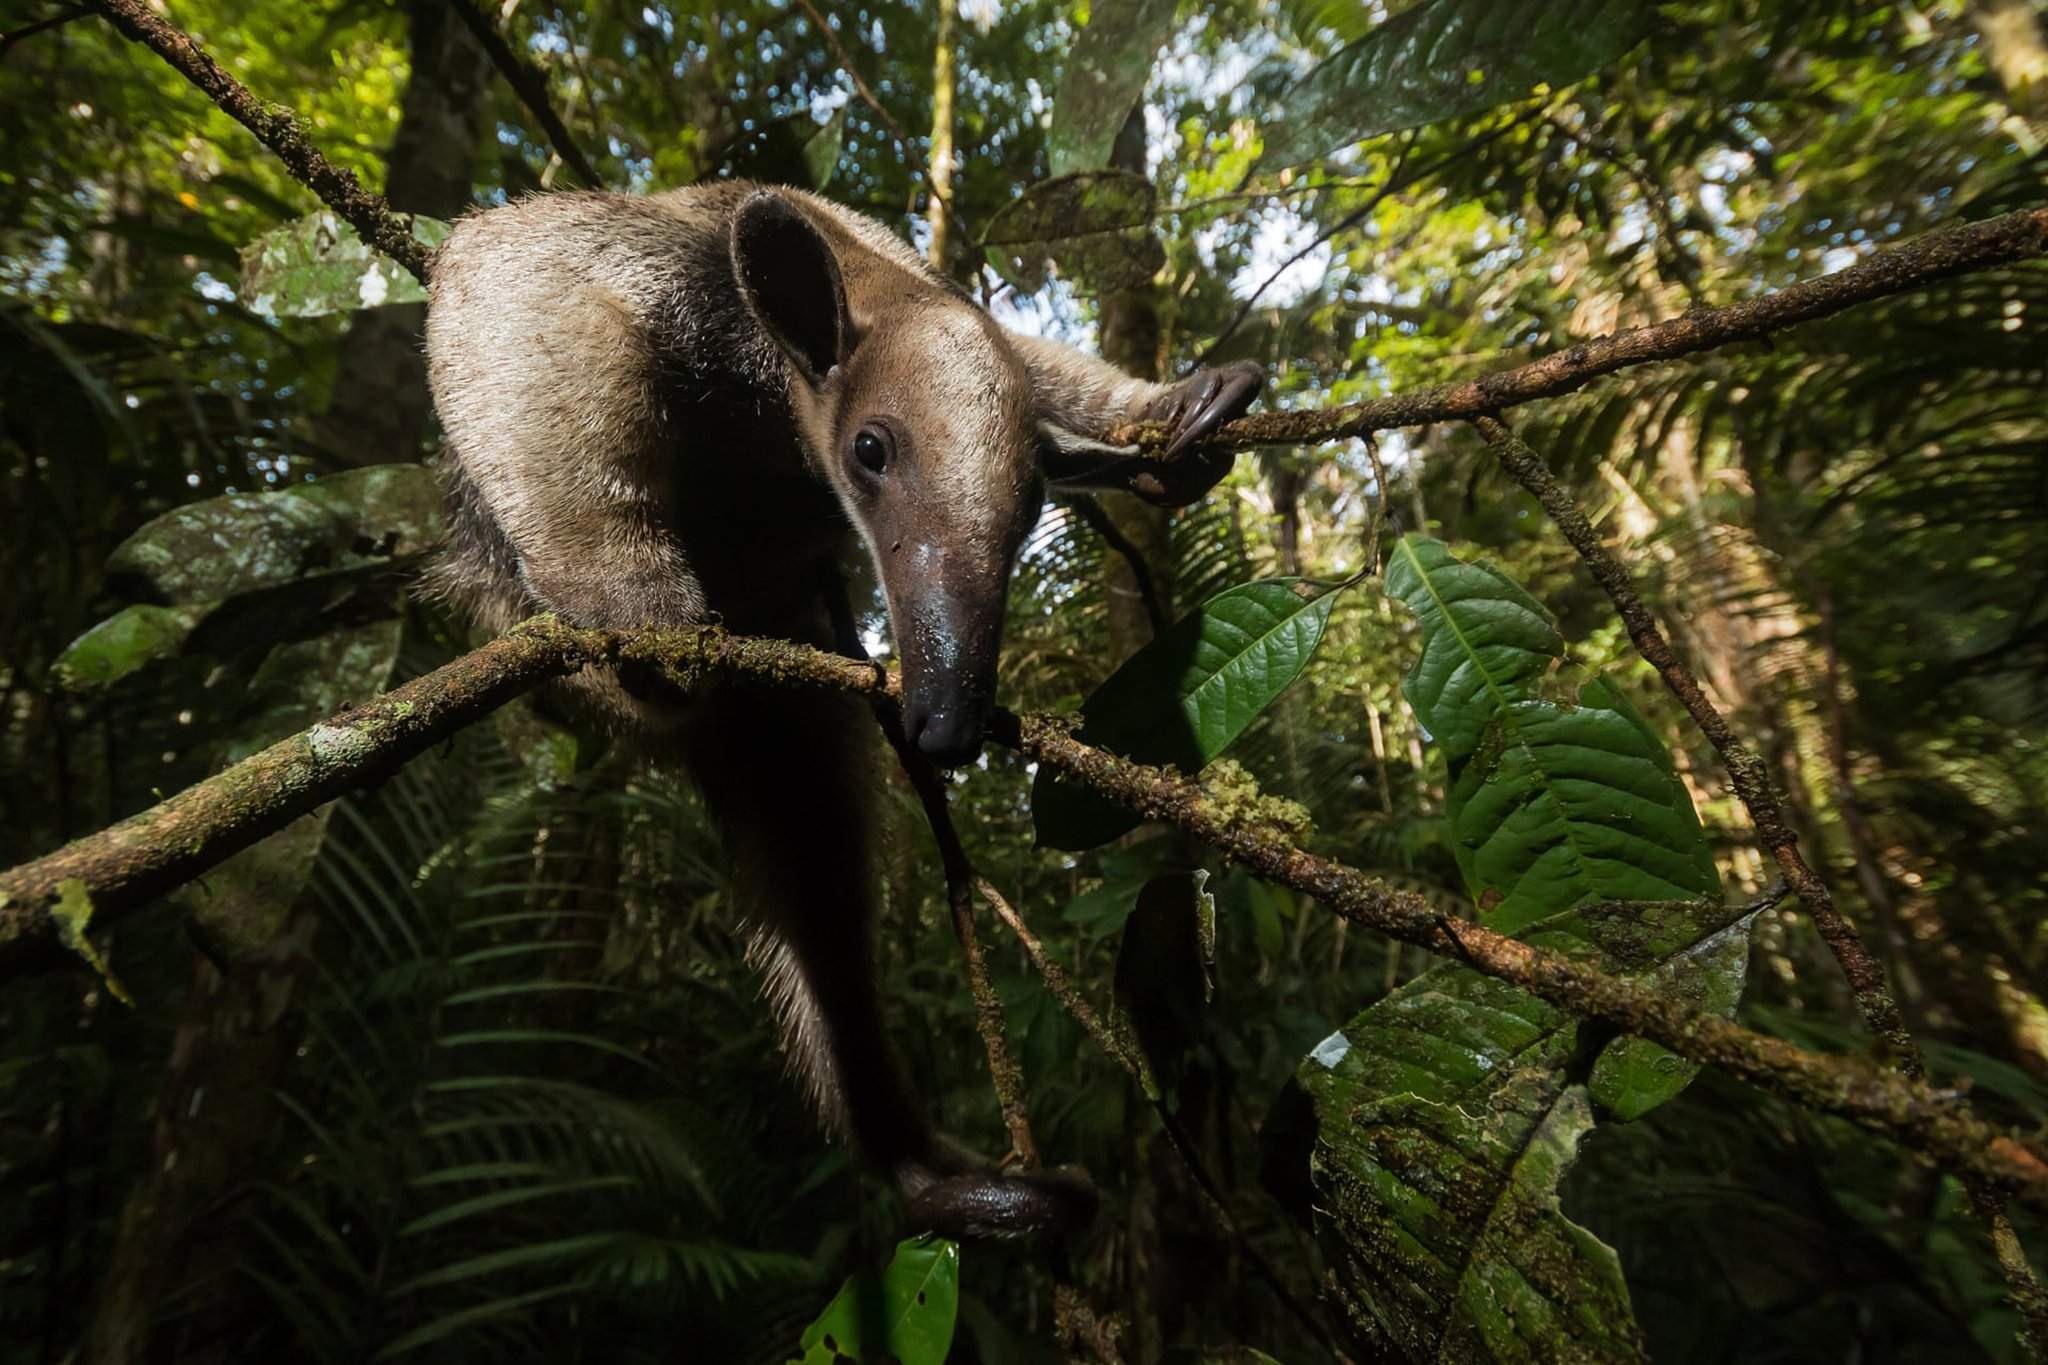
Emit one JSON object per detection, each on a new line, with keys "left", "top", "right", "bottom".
{"left": 1047, "top": 0, "right": 1180, "bottom": 174}
{"left": 791, "top": 1237, "right": 959, "bottom": 1365}
{"left": 105, "top": 464, "right": 442, "bottom": 605}
{"left": 1258, "top": 0, "right": 1655, "bottom": 170}
{"left": 1300, "top": 892, "right": 1757, "bottom": 1363}
{"left": 981, "top": 170, "right": 1164, "bottom": 293}
{"left": 1032, "top": 578, "right": 1340, "bottom": 850}
{"left": 239, "top": 210, "right": 448, "bottom": 317}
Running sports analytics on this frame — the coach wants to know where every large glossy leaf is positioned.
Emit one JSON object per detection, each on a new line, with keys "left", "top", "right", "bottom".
{"left": 105, "top": 464, "right": 442, "bottom": 605}
{"left": 1293, "top": 537, "right": 1746, "bottom": 1360}
{"left": 1047, "top": 0, "right": 1180, "bottom": 175}
{"left": 792, "top": 1238, "right": 959, "bottom": 1365}
{"left": 1300, "top": 894, "right": 1757, "bottom": 1363}
{"left": 1388, "top": 538, "right": 1719, "bottom": 936}
{"left": 981, "top": 170, "right": 1164, "bottom": 294}
{"left": 1258, "top": 0, "right": 1655, "bottom": 170}
{"left": 1032, "top": 578, "right": 1340, "bottom": 850}
{"left": 1384, "top": 537, "right": 1561, "bottom": 764}
{"left": 239, "top": 210, "right": 449, "bottom": 318}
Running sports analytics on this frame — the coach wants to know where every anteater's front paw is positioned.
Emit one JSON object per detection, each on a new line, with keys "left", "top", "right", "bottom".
{"left": 902, "top": 1166, "right": 1098, "bottom": 1242}
{"left": 1130, "top": 359, "right": 1264, "bottom": 506}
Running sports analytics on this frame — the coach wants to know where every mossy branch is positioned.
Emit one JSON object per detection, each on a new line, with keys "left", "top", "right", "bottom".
{"left": 6, "top": 618, "right": 2048, "bottom": 1212}
{"left": 83, "top": 0, "right": 434, "bottom": 283}
{"left": 1110, "top": 205, "right": 2048, "bottom": 454}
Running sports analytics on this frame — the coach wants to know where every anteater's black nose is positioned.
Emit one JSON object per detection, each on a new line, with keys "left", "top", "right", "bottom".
{"left": 907, "top": 702, "right": 985, "bottom": 768}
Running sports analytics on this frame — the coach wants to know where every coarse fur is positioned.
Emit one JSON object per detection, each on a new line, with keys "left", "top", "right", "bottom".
{"left": 425, "top": 180, "right": 1260, "bottom": 1238}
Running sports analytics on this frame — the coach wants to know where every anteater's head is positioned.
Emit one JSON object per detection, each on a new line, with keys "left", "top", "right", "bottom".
{"left": 731, "top": 192, "right": 1105, "bottom": 767}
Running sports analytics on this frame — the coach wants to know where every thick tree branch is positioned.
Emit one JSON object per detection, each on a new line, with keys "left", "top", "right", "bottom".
{"left": 447, "top": 0, "right": 601, "bottom": 188}
{"left": 8, "top": 619, "right": 2048, "bottom": 1211}
{"left": 1115, "top": 205, "right": 2048, "bottom": 455}
{"left": 84, "top": 0, "right": 433, "bottom": 284}
{"left": 0, "top": 622, "right": 607, "bottom": 968}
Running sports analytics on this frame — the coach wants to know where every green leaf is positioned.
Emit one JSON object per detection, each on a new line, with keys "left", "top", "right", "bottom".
{"left": 51, "top": 602, "right": 210, "bottom": 692}
{"left": 1299, "top": 892, "right": 1760, "bottom": 1363}
{"left": 1047, "top": 0, "right": 1180, "bottom": 175}
{"left": 1388, "top": 538, "right": 1718, "bottom": 934}
{"left": 1444, "top": 679, "right": 1721, "bottom": 936}
{"left": 1301, "top": 536, "right": 1751, "bottom": 1359}
{"left": 981, "top": 170, "right": 1164, "bottom": 294}
{"left": 1385, "top": 537, "right": 1562, "bottom": 764}
{"left": 1032, "top": 578, "right": 1339, "bottom": 851}
{"left": 105, "top": 464, "right": 443, "bottom": 605}
{"left": 791, "top": 1237, "right": 959, "bottom": 1365}
{"left": 1258, "top": 0, "right": 1655, "bottom": 170}
{"left": 238, "top": 210, "right": 448, "bottom": 318}
{"left": 1387, "top": 535, "right": 1731, "bottom": 1104}
{"left": 1112, "top": 871, "right": 1215, "bottom": 1102}
{"left": 804, "top": 106, "right": 846, "bottom": 189}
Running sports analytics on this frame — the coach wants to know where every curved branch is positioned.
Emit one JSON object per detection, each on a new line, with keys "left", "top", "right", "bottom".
{"left": 1116, "top": 205, "right": 2048, "bottom": 454}
{"left": 1475, "top": 416, "right": 1915, "bottom": 1063}
{"left": 84, "top": 0, "right": 434, "bottom": 284}
{"left": 0, "top": 623, "right": 605, "bottom": 967}
{"left": 447, "top": 0, "right": 602, "bottom": 188}
{"left": 6, "top": 618, "right": 2046, "bottom": 1210}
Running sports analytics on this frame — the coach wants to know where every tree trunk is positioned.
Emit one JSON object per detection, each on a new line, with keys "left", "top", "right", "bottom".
{"left": 1096, "top": 107, "right": 1173, "bottom": 663}
{"left": 318, "top": 0, "right": 494, "bottom": 468}
{"left": 1969, "top": 0, "right": 2048, "bottom": 128}
{"left": 83, "top": 11, "right": 494, "bottom": 1359}
{"left": 926, "top": 0, "right": 958, "bottom": 273}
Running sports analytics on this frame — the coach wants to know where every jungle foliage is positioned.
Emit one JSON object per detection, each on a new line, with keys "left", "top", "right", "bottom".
{"left": 2, "top": 0, "right": 2045, "bottom": 1361}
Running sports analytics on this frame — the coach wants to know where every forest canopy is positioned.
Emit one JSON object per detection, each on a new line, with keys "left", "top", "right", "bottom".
{"left": 2, "top": 1, "right": 2046, "bottom": 1362}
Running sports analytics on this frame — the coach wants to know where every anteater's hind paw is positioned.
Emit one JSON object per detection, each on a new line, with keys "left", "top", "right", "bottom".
{"left": 903, "top": 1166, "right": 1098, "bottom": 1242}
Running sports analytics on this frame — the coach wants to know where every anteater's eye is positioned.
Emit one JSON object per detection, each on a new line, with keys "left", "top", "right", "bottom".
{"left": 852, "top": 426, "right": 891, "bottom": 477}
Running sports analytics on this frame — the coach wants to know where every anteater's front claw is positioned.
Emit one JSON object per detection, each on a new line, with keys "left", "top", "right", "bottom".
{"left": 1130, "top": 360, "right": 1265, "bottom": 506}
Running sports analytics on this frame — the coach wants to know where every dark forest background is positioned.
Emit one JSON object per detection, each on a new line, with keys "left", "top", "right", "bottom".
{"left": 3, "top": 0, "right": 2046, "bottom": 1360}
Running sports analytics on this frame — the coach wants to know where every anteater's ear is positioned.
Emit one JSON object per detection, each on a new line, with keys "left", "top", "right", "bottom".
{"left": 732, "top": 192, "right": 849, "bottom": 387}
{"left": 1035, "top": 420, "right": 1141, "bottom": 489}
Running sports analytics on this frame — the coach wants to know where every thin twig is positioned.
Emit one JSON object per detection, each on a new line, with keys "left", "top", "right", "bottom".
{"left": 1196, "top": 130, "right": 1418, "bottom": 366}
{"left": 0, "top": 3, "right": 86, "bottom": 55}
{"left": 1058, "top": 494, "right": 1168, "bottom": 635}
{"left": 821, "top": 579, "right": 1039, "bottom": 1166}
{"left": 83, "top": 0, "right": 433, "bottom": 283}
{"left": 791, "top": 0, "right": 969, "bottom": 250}
{"left": 972, "top": 878, "right": 1338, "bottom": 1353}
{"left": 893, "top": 750, "right": 1040, "bottom": 1166}
{"left": 447, "top": 0, "right": 602, "bottom": 188}
{"left": 1121, "top": 205, "right": 2048, "bottom": 455}
{"left": 1474, "top": 416, "right": 1915, "bottom": 1062}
